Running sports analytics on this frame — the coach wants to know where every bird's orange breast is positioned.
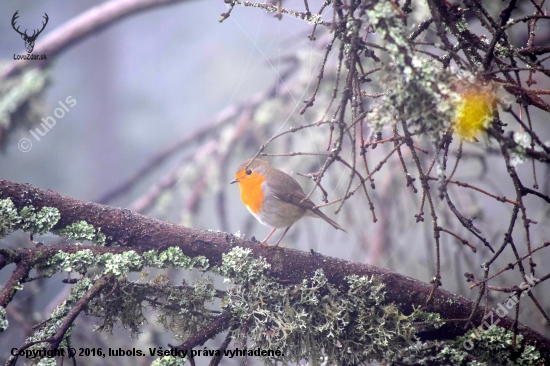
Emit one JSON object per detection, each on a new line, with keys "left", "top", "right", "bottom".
{"left": 236, "top": 171, "right": 265, "bottom": 214}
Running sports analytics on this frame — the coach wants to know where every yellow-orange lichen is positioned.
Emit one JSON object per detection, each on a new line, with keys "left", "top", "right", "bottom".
{"left": 454, "top": 86, "right": 497, "bottom": 142}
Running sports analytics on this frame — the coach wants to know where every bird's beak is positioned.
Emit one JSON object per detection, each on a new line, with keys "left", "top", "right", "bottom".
{"left": 229, "top": 178, "right": 238, "bottom": 184}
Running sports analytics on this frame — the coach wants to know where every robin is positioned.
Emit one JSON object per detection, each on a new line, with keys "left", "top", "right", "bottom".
{"left": 230, "top": 158, "right": 347, "bottom": 246}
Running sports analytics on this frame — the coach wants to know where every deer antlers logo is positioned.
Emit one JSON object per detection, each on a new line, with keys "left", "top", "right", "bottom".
{"left": 12, "top": 11, "right": 49, "bottom": 54}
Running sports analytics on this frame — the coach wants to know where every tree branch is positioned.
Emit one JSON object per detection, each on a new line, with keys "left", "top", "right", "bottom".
{"left": 1, "top": 179, "right": 549, "bottom": 357}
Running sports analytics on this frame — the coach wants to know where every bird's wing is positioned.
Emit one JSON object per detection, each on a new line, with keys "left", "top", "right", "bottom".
{"left": 268, "top": 169, "right": 315, "bottom": 209}
{"left": 269, "top": 170, "right": 347, "bottom": 232}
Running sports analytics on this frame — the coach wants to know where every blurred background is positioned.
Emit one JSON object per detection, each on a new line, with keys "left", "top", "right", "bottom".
{"left": 0, "top": 0, "right": 549, "bottom": 364}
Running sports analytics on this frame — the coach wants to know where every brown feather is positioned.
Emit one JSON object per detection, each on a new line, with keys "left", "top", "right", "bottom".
{"left": 266, "top": 162, "right": 347, "bottom": 232}
{"left": 235, "top": 158, "right": 347, "bottom": 232}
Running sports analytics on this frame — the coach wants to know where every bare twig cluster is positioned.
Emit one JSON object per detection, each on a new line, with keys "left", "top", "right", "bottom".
{"left": 215, "top": 0, "right": 550, "bottom": 346}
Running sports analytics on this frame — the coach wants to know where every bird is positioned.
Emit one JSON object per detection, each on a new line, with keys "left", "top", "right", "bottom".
{"left": 230, "top": 158, "right": 347, "bottom": 246}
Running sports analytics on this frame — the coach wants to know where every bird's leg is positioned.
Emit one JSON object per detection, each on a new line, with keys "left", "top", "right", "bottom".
{"left": 261, "top": 228, "right": 278, "bottom": 246}
{"left": 272, "top": 225, "right": 292, "bottom": 247}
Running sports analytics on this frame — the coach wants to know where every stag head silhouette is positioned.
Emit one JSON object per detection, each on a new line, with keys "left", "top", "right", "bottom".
{"left": 12, "top": 11, "right": 49, "bottom": 54}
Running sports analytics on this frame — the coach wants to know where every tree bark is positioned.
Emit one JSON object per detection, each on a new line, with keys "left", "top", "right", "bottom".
{"left": 1, "top": 178, "right": 549, "bottom": 358}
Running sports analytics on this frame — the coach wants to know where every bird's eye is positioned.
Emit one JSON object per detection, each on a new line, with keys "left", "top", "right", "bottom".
{"left": 246, "top": 169, "right": 252, "bottom": 175}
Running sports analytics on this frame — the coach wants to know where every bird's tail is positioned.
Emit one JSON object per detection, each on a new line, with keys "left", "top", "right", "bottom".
{"left": 310, "top": 209, "right": 347, "bottom": 233}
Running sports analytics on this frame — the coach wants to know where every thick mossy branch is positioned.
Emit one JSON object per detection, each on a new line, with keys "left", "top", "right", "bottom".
{"left": 3, "top": 244, "right": 215, "bottom": 365}
{"left": 1, "top": 179, "right": 549, "bottom": 361}
{"left": 215, "top": 248, "right": 442, "bottom": 364}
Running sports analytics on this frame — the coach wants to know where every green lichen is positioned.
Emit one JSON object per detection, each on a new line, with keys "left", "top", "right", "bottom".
{"left": 57, "top": 249, "right": 97, "bottom": 275}
{"left": 90, "top": 276, "right": 148, "bottom": 337}
{"left": 8, "top": 278, "right": 94, "bottom": 365}
{"left": 36, "top": 250, "right": 92, "bottom": 278}
{"left": 156, "top": 276, "right": 217, "bottom": 341}
{"left": 401, "top": 324, "right": 541, "bottom": 365}
{"left": 87, "top": 273, "right": 216, "bottom": 340}
{"left": 216, "top": 246, "right": 270, "bottom": 282}
{"left": 455, "top": 15, "right": 468, "bottom": 33}
{"left": 461, "top": 325, "right": 541, "bottom": 365}
{"left": 509, "top": 132, "right": 532, "bottom": 167}
{"left": 214, "top": 247, "right": 440, "bottom": 365}
{"left": 54, "top": 220, "right": 106, "bottom": 245}
{"left": 0, "top": 198, "right": 20, "bottom": 238}
{"left": 0, "top": 200, "right": 110, "bottom": 248}
{"left": 99, "top": 251, "right": 143, "bottom": 276}
{"left": 36, "top": 251, "right": 67, "bottom": 278}
{"left": 495, "top": 42, "right": 511, "bottom": 58}
{"left": 11, "top": 240, "right": 540, "bottom": 365}
{"left": 0, "top": 198, "right": 60, "bottom": 238}
{"left": 0, "top": 306, "right": 8, "bottom": 332}
{"left": 364, "top": 2, "right": 461, "bottom": 143}
{"left": 29, "top": 247, "right": 215, "bottom": 341}
{"left": 151, "top": 356, "right": 187, "bottom": 366}
{"left": 307, "top": 13, "right": 323, "bottom": 25}
{"left": 18, "top": 206, "right": 60, "bottom": 234}
{"left": 38, "top": 247, "right": 208, "bottom": 280}
{"left": 67, "top": 277, "right": 95, "bottom": 303}
{"left": 142, "top": 247, "right": 209, "bottom": 271}
{"left": 36, "top": 359, "right": 57, "bottom": 366}
{"left": 192, "top": 276, "right": 218, "bottom": 300}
